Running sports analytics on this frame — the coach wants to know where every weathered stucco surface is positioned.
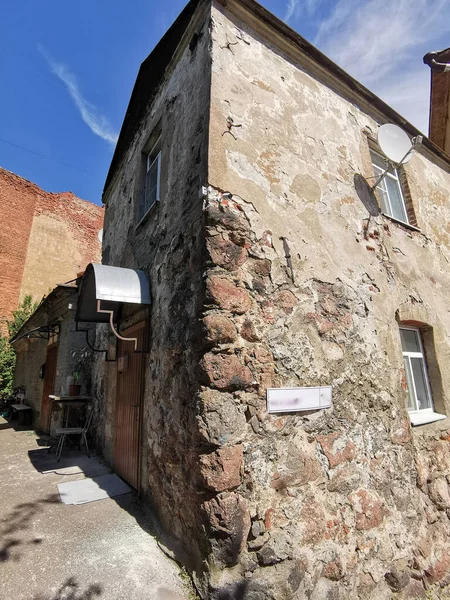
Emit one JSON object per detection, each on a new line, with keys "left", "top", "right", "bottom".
{"left": 94, "top": 1, "right": 450, "bottom": 598}
{"left": 192, "top": 2, "right": 450, "bottom": 598}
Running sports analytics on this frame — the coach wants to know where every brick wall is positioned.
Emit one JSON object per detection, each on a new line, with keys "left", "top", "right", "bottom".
{"left": 0, "top": 167, "right": 104, "bottom": 334}
{"left": 0, "top": 168, "right": 37, "bottom": 333}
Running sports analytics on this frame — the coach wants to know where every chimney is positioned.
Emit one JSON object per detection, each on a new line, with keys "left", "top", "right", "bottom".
{"left": 424, "top": 48, "right": 450, "bottom": 154}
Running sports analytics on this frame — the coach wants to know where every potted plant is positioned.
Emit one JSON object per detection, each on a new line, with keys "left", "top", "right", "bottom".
{"left": 69, "top": 346, "right": 90, "bottom": 396}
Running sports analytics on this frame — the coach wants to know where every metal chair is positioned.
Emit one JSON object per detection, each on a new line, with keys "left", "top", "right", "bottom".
{"left": 55, "top": 407, "right": 94, "bottom": 462}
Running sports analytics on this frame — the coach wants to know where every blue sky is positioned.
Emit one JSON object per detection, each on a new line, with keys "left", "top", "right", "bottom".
{"left": 1, "top": 0, "right": 449, "bottom": 205}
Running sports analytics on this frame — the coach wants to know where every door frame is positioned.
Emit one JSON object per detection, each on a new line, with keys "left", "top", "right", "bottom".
{"left": 39, "top": 341, "right": 59, "bottom": 433}
{"left": 113, "top": 320, "right": 147, "bottom": 491}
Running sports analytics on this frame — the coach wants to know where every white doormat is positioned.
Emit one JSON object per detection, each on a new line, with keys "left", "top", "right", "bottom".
{"left": 58, "top": 473, "right": 132, "bottom": 505}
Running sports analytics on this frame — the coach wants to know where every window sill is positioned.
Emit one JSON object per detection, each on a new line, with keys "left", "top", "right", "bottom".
{"left": 382, "top": 213, "right": 421, "bottom": 232}
{"left": 408, "top": 411, "right": 447, "bottom": 426}
{"left": 135, "top": 200, "right": 158, "bottom": 230}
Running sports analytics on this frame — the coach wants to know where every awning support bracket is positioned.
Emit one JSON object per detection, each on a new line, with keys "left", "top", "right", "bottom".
{"left": 75, "top": 322, "right": 117, "bottom": 362}
{"left": 97, "top": 300, "right": 138, "bottom": 351}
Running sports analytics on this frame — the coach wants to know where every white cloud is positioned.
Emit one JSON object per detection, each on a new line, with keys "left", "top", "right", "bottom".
{"left": 39, "top": 46, "right": 118, "bottom": 145}
{"left": 313, "top": 0, "right": 450, "bottom": 132}
{"left": 284, "top": 0, "right": 322, "bottom": 23}
{"left": 284, "top": 0, "right": 298, "bottom": 22}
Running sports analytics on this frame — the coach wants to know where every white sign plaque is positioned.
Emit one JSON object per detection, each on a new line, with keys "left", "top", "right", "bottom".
{"left": 267, "top": 386, "right": 332, "bottom": 413}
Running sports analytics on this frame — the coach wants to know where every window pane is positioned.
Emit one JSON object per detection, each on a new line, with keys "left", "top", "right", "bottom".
{"left": 411, "top": 357, "right": 432, "bottom": 410}
{"left": 144, "top": 154, "right": 160, "bottom": 211}
{"left": 371, "top": 151, "right": 387, "bottom": 171}
{"left": 403, "top": 357, "right": 416, "bottom": 411}
{"left": 376, "top": 181, "right": 390, "bottom": 214}
{"left": 385, "top": 175, "right": 408, "bottom": 222}
{"left": 400, "top": 329, "right": 420, "bottom": 353}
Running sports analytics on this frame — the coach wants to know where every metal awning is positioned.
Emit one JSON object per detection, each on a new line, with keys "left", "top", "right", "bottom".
{"left": 76, "top": 264, "right": 151, "bottom": 324}
{"left": 11, "top": 324, "right": 60, "bottom": 345}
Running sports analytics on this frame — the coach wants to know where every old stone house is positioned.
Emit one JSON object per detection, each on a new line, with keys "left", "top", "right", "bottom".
{"left": 0, "top": 167, "right": 103, "bottom": 334}
{"left": 79, "top": 1, "right": 450, "bottom": 598}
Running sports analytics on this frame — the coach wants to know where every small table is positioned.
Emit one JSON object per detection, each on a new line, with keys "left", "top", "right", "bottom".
{"left": 49, "top": 396, "right": 92, "bottom": 427}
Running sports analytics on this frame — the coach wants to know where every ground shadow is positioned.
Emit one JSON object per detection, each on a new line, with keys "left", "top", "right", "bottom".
{"left": 0, "top": 418, "right": 34, "bottom": 432}
{"left": 0, "top": 493, "right": 59, "bottom": 563}
{"left": 32, "top": 578, "right": 103, "bottom": 600}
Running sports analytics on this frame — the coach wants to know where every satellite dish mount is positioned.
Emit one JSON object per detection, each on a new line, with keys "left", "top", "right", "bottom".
{"left": 369, "top": 124, "right": 422, "bottom": 191}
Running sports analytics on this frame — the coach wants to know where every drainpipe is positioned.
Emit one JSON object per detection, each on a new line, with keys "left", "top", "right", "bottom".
{"left": 423, "top": 50, "right": 450, "bottom": 73}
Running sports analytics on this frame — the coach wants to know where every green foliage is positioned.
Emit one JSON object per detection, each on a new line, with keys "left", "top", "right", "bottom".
{"left": 0, "top": 337, "right": 15, "bottom": 397}
{"left": 0, "top": 295, "right": 39, "bottom": 397}
{"left": 8, "top": 295, "right": 39, "bottom": 338}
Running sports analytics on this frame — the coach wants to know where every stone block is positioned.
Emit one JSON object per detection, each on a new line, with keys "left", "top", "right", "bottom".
{"left": 199, "top": 445, "right": 244, "bottom": 492}
{"left": 299, "top": 499, "right": 326, "bottom": 546}
{"left": 240, "top": 319, "right": 260, "bottom": 342}
{"left": 348, "top": 489, "right": 389, "bottom": 531}
{"left": 203, "top": 492, "right": 251, "bottom": 566}
{"left": 384, "top": 563, "right": 411, "bottom": 591}
{"left": 425, "top": 550, "right": 450, "bottom": 584}
{"left": 323, "top": 558, "right": 344, "bottom": 581}
{"left": 206, "top": 236, "right": 248, "bottom": 271}
{"left": 201, "top": 353, "right": 254, "bottom": 391}
{"left": 428, "top": 477, "right": 450, "bottom": 510}
{"left": 206, "top": 276, "right": 252, "bottom": 314}
{"left": 203, "top": 314, "right": 237, "bottom": 345}
{"left": 197, "top": 389, "right": 247, "bottom": 447}
{"left": 317, "top": 432, "right": 356, "bottom": 468}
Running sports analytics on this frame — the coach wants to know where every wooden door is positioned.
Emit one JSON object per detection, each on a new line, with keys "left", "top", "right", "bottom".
{"left": 39, "top": 343, "right": 58, "bottom": 433}
{"left": 113, "top": 321, "right": 146, "bottom": 489}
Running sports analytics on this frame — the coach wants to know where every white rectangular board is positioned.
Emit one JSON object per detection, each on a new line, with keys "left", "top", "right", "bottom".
{"left": 267, "top": 386, "right": 332, "bottom": 413}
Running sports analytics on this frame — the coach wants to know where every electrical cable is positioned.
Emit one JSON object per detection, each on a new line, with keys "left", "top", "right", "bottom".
{"left": 0, "top": 136, "right": 93, "bottom": 175}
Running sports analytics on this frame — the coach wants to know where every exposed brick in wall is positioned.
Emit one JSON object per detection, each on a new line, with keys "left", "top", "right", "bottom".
{"left": 0, "top": 167, "right": 103, "bottom": 334}
{"left": 0, "top": 168, "right": 37, "bottom": 333}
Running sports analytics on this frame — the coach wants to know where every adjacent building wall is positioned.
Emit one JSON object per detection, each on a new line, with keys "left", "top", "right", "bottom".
{"left": 0, "top": 169, "right": 36, "bottom": 334}
{"left": 93, "top": 1, "right": 212, "bottom": 568}
{"left": 13, "top": 287, "right": 95, "bottom": 431}
{"left": 190, "top": 3, "right": 450, "bottom": 598}
{"left": 0, "top": 167, "right": 103, "bottom": 334}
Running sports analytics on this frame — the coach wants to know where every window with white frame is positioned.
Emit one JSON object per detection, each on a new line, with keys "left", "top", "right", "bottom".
{"left": 138, "top": 137, "right": 161, "bottom": 223}
{"left": 370, "top": 149, "right": 409, "bottom": 224}
{"left": 400, "top": 326, "right": 446, "bottom": 425}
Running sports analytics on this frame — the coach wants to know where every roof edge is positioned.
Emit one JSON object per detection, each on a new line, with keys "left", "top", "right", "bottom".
{"left": 102, "top": 0, "right": 206, "bottom": 198}
{"left": 218, "top": 0, "right": 450, "bottom": 168}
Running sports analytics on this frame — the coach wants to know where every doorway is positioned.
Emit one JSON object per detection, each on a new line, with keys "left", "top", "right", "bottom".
{"left": 113, "top": 321, "right": 146, "bottom": 489}
{"left": 39, "top": 342, "right": 58, "bottom": 433}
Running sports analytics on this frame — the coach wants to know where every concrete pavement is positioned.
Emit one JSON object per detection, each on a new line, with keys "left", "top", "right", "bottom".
{"left": 0, "top": 418, "right": 187, "bottom": 600}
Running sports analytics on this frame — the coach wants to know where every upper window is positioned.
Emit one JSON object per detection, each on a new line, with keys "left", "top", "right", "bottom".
{"left": 370, "top": 149, "right": 409, "bottom": 224}
{"left": 138, "top": 138, "right": 161, "bottom": 223}
{"left": 400, "top": 326, "right": 445, "bottom": 425}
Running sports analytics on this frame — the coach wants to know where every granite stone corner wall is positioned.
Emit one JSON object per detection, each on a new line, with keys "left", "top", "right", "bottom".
{"left": 189, "top": 3, "right": 450, "bottom": 598}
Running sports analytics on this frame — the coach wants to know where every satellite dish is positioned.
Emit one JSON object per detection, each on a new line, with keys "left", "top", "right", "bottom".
{"left": 377, "top": 124, "right": 413, "bottom": 164}
{"left": 98, "top": 229, "right": 103, "bottom": 243}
